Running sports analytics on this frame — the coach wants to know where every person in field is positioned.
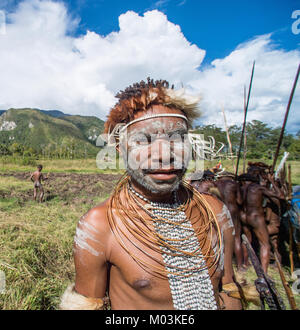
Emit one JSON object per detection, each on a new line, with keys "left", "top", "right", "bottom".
{"left": 60, "top": 78, "right": 242, "bottom": 310}
{"left": 30, "top": 164, "right": 47, "bottom": 202}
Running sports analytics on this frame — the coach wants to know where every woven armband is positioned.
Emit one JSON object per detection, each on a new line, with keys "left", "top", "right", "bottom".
{"left": 59, "top": 283, "right": 107, "bottom": 310}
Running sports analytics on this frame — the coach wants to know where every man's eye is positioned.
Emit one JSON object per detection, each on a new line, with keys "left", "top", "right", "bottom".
{"left": 137, "top": 139, "right": 150, "bottom": 145}
{"left": 170, "top": 135, "right": 184, "bottom": 144}
{"left": 132, "top": 135, "right": 151, "bottom": 145}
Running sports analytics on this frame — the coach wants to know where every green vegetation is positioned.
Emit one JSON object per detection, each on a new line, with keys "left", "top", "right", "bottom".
{"left": 194, "top": 120, "right": 300, "bottom": 160}
{"left": 0, "top": 159, "right": 299, "bottom": 310}
{"left": 0, "top": 170, "right": 118, "bottom": 310}
{"left": 0, "top": 108, "right": 104, "bottom": 159}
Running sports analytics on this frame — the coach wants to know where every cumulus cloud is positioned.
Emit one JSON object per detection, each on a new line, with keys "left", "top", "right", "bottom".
{"left": 0, "top": 0, "right": 299, "bottom": 133}
{"left": 190, "top": 35, "right": 300, "bottom": 133}
{"left": 0, "top": 0, "right": 204, "bottom": 118}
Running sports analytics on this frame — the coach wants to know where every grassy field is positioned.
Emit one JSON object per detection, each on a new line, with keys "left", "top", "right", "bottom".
{"left": 0, "top": 157, "right": 299, "bottom": 310}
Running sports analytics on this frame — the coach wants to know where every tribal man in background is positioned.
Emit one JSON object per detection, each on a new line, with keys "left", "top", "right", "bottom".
{"left": 60, "top": 78, "right": 242, "bottom": 310}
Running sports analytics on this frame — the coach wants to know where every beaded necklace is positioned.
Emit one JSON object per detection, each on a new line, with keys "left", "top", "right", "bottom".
{"left": 107, "top": 175, "right": 222, "bottom": 309}
{"left": 127, "top": 184, "right": 218, "bottom": 310}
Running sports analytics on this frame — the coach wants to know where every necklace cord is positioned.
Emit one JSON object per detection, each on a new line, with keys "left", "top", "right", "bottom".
{"left": 106, "top": 174, "right": 223, "bottom": 279}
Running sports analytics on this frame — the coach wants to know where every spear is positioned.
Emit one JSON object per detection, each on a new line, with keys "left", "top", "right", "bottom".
{"left": 235, "top": 61, "right": 255, "bottom": 178}
{"left": 271, "top": 64, "right": 300, "bottom": 174}
{"left": 243, "top": 85, "right": 247, "bottom": 173}
{"left": 270, "top": 240, "right": 298, "bottom": 310}
{"left": 221, "top": 105, "right": 236, "bottom": 173}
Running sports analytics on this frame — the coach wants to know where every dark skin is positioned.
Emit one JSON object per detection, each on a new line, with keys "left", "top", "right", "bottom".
{"left": 263, "top": 175, "right": 287, "bottom": 264}
{"left": 239, "top": 177, "right": 283, "bottom": 274}
{"left": 214, "top": 178, "right": 244, "bottom": 272}
{"left": 73, "top": 106, "right": 242, "bottom": 310}
{"left": 191, "top": 176, "right": 245, "bottom": 272}
{"left": 190, "top": 179, "right": 215, "bottom": 194}
{"left": 30, "top": 167, "right": 48, "bottom": 202}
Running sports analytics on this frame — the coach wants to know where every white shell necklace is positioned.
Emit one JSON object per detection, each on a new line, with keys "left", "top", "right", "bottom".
{"left": 128, "top": 184, "right": 218, "bottom": 310}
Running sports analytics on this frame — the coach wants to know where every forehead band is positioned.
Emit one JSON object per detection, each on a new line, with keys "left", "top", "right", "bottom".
{"left": 105, "top": 114, "right": 188, "bottom": 146}
{"left": 119, "top": 113, "right": 188, "bottom": 133}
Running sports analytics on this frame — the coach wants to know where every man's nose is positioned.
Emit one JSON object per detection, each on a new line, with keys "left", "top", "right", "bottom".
{"left": 150, "top": 139, "right": 174, "bottom": 165}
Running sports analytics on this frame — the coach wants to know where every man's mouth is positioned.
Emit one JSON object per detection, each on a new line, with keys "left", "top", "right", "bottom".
{"left": 144, "top": 169, "right": 182, "bottom": 181}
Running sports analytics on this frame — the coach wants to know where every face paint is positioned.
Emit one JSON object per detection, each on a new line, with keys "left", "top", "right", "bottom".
{"left": 121, "top": 116, "right": 191, "bottom": 194}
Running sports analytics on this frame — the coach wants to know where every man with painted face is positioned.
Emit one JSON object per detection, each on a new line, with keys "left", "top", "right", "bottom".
{"left": 60, "top": 78, "right": 242, "bottom": 310}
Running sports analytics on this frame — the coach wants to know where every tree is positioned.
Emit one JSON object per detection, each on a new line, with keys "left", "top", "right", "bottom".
{"left": 0, "top": 144, "right": 10, "bottom": 156}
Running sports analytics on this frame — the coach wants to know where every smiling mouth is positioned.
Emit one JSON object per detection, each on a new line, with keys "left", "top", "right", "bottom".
{"left": 144, "top": 169, "right": 182, "bottom": 181}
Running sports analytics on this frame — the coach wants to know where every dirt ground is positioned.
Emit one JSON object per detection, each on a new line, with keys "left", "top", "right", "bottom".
{"left": 0, "top": 172, "right": 122, "bottom": 205}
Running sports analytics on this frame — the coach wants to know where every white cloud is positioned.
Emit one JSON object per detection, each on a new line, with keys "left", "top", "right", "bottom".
{"left": 0, "top": 0, "right": 299, "bottom": 133}
{"left": 190, "top": 35, "right": 300, "bottom": 133}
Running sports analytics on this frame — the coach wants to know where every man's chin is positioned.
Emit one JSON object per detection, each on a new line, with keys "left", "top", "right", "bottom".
{"left": 140, "top": 173, "right": 184, "bottom": 194}
{"left": 127, "top": 167, "right": 186, "bottom": 195}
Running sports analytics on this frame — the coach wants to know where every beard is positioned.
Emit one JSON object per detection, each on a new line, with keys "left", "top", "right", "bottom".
{"left": 126, "top": 164, "right": 187, "bottom": 194}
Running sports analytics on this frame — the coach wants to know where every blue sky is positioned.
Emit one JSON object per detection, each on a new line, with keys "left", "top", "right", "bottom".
{"left": 0, "top": 0, "right": 299, "bottom": 132}
{"left": 2, "top": 0, "right": 299, "bottom": 63}
{"left": 63, "top": 0, "right": 299, "bottom": 64}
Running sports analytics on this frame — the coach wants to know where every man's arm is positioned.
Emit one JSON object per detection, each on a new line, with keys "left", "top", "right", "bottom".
{"left": 41, "top": 173, "right": 49, "bottom": 181}
{"left": 215, "top": 202, "right": 242, "bottom": 310}
{"left": 60, "top": 203, "right": 111, "bottom": 310}
{"left": 30, "top": 173, "right": 34, "bottom": 182}
{"left": 219, "top": 215, "right": 243, "bottom": 310}
{"left": 202, "top": 195, "right": 242, "bottom": 310}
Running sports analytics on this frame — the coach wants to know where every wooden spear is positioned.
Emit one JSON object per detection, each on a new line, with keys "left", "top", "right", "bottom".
{"left": 235, "top": 61, "right": 255, "bottom": 178}
{"left": 243, "top": 85, "right": 247, "bottom": 173}
{"left": 271, "top": 64, "right": 300, "bottom": 174}
{"left": 287, "top": 164, "right": 295, "bottom": 275}
{"left": 288, "top": 164, "right": 293, "bottom": 200}
{"left": 270, "top": 240, "right": 298, "bottom": 310}
{"left": 221, "top": 105, "right": 236, "bottom": 173}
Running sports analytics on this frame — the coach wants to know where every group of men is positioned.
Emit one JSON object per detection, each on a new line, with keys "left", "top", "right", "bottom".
{"left": 189, "top": 162, "right": 291, "bottom": 276}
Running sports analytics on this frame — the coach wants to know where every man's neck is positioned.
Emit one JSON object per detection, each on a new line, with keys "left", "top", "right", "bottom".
{"left": 130, "top": 179, "right": 176, "bottom": 204}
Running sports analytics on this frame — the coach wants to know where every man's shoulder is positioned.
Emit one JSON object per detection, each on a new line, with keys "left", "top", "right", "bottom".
{"left": 197, "top": 193, "right": 233, "bottom": 230}
{"left": 199, "top": 193, "right": 224, "bottom": 215}
{"left": 79, "top": 198, "right": 111, "bottom": 235}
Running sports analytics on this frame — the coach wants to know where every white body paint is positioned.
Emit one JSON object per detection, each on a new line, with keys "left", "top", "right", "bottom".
{"left": 213, "top": 204, "right": 235, "bottom": 272}
{"left": 74, "top": 216, "right": 102, "bottom": 257}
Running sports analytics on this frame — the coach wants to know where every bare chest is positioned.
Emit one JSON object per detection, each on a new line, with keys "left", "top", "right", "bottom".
{"left": 107, "top": 213, "right": 221, "bottom": 309}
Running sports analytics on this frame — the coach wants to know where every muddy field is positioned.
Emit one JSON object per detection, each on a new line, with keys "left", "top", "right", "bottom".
{"left": 0, "top": 172, "right": 122, "bottom": 205}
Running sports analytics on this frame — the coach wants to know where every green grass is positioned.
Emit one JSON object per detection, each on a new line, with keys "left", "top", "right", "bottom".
{"left": 0, "top": 198, "right": 20, "bottom": 212}
{"left": 0, "top": 180, "right": 107, "bottom": 310}
{"left": 0, "top": 157, "right": 124, "bottom": 174}
{"left": 233, "top": 264, "right": 300, "bottom": 310}
{"left": 0, "top": 159, "right": 299, "bottom": 310}
{"left": 0, "top": 176, "right": 32, "bottom": 192}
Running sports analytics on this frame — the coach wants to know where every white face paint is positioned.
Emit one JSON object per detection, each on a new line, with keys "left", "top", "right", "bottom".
{"left": 120, "top": 116, "right": 191, "bottom": 194}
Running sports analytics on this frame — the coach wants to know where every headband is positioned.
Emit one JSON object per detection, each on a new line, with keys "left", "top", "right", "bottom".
{"left": 119, "top": 113, "right": 188, "bottom": 132}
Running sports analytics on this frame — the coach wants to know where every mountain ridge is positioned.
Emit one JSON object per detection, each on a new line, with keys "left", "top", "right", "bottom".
{"left": 0, "top": 108, "right": 105, "bottom": 155}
